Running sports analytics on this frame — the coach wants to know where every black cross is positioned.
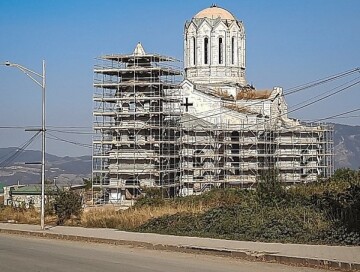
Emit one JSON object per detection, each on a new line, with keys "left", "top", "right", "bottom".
{"left": 181, "top": 98, "right": 193, "bottom": 112}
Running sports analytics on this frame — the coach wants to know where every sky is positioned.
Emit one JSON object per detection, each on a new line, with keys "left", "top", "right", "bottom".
{"left": 0, "top": 0, "right": 359, "bottom": 157}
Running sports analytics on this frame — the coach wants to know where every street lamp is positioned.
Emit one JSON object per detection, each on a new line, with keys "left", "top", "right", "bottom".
{"left": 1, "top": 60, "right": 46, "bottom": 230}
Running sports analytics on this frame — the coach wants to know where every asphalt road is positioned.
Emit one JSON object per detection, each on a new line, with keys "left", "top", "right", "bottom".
{"left": 0, "top": 234, "right": 327, "bottom": 272}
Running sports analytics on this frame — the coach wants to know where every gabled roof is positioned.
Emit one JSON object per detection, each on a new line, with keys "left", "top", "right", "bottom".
{"left": 181, "top": 113, "right": 216, "bottom": 130}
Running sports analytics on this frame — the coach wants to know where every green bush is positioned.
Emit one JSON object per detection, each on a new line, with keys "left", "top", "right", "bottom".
{"left": 135, "top": 168, "right": 360, "bottom": 245}
{"left": 256, "top": 169, "right": 287, "bottom": 206}
{"left": 134, "top": 187, "right": 165, "bottom": 208}
{"left": 138, "top": 202, "right": 332, "bottom": 244}
{"left": 54, "top": 189, "right": 83, "bottom": 225}
{"left": 311, "top": 183, "right": 360, "bottom": 233}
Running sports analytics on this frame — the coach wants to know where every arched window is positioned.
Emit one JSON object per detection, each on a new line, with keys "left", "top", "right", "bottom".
{"left": 231, "top": 37, "right": 235, "bottom": 65}
{"left": 192, "top": 37, "right": 196, "bottom": 65}
{"left": 204, "top": 37, "right": 209, "bottom": 64}
{"left": 219, "top": 37, "right": 223, "bottom": 64}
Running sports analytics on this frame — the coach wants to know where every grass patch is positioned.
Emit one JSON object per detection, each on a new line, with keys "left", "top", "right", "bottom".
{"left": 0, "top": 206, "right": 40, "bottom": 224}
{"left": 0, "top": 205, "right": 58, "bottom": 225}
{"left": 81, "top": 202, "right": 205, "bottom": 230}
{"left": 1, "top": 168, "right": 359, "bottom": 246}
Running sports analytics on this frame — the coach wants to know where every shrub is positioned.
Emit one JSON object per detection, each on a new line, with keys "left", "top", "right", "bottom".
{"left": 136, "top": 169, "right": 360, "bottom": 245}
{"left": 256, "top": 169, "right": 287, "bottom": 206}
{"left": 54, "top": 189, "right": 83, "bottom": 225}
{"left": 80, "top": 168, "right": 360, "bottom": 245}
{"left": 138, "top": 202, "right": 332, "bottom": 244}
{"left": 311, "top": 183, "right": 360, "bottom": 233}
{"left": 134, "top": 187, "right": 166, "bottom": 208}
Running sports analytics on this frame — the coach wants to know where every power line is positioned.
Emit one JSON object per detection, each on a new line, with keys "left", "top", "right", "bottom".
{"left": 306, "top": 107, "right": 360, "bottom": 123}
{"left": 0, "top": 126, "right": 92, "bottom": 131}
{"left": 0, "top": 131, "right": 41, "bottom": 167}
{"left": 287, "top": 80, "right": 360, "bottom": 116}
{"left": 1, "top": 68, "right": 359, "bottom": 136}
{"left": 47, "top": 126, "right": 91, "bottom": 129}
{"left": 0, "top": 126, "right": 40, "bottom": 129}
{"left": 243, "top": 79, "right": 360, "bottom": 131}
{"left": 47, "top": 129, "right": 94, "bottom": 135}
{"left": 0, "top": 126, "right": 94, "bottom": 136}
{"left": 46, "top": 132, "right": 92, "bottom": 149}
{"left": 43, "top": 106, "right": 360, "bottom": 153}
{"left": 325, "top": 115, "right": 360, "bottom": 120}
{"left": 1, "top": 68, "right": 357, "bottom": 131}
{"left": 290, "top": 76, "right": 360, "bottom": 109}
{"left": 179, "top": 67, "right": 360, "bottom": 125}
{"left": 284, "top": 67, "right": 360, "bottom": 95}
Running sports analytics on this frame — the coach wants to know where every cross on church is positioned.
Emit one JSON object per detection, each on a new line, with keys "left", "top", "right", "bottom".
{"left": 181, "top": 97, "right": 193, "bottom": 112}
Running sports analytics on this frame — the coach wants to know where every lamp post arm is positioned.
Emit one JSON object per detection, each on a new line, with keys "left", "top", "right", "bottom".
{"left": 8, "top": 64, "right": 43, "bottom": 88}
{"left": 8, "top": 63, "right": 43, "bottom": 77}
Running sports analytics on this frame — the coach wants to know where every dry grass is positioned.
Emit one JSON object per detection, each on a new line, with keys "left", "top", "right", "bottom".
{"left": 0, "top": 206, "right": 57, "bottom": 225}
{"left": 213, "top": 88, "right": 271, "bottom": 101}
{"left": 214, "top": 89, "right": 234, "bottom": 100}
{"left": 81, "top": 203, "right": 205, "bottom": 230}
{"left": 0, "top": 206, "right": 40, "bottom": 224}
{"left": 236, "top": 90, "right": 271, "bottom": 100}
{"left": 224, "top": 104, "right": 255, "bottom": 114}
{"left": 0, "top": 199, "right": 206, "bottom": 229}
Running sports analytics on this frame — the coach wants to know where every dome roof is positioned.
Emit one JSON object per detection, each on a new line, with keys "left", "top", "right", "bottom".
{"left": 194, "top": 5, "right": 236, "bottom": 20}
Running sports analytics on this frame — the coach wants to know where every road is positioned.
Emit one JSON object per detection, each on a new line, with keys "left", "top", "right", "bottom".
{"left": 0, "top": 234, "right": 327, "bottom": 272}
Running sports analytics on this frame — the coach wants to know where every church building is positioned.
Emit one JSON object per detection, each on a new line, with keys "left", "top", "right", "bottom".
{"left": 92, "top": 5, "right": 334, "bottom": 202}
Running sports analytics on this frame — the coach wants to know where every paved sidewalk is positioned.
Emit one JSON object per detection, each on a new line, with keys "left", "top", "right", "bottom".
{"left": 0, "top": 223, "right": 359, "bottom": 271}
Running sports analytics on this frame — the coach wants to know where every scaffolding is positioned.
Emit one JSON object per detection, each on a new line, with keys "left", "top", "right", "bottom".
{"left": 92, "top": 43, "right": 182, "bottom": 204}
{"left": 92, "top": 45, "right": 334, "bottom": 202}
{"left": 178, "top": 104, "right": 334, "bottom": 193}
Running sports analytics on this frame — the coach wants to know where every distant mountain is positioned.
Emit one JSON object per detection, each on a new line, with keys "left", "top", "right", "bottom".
{"left": 0, "top": 148, "right": 91, "bottom": 186}
{"left": 334, "top": 124, "right": 360, "bottom": 169}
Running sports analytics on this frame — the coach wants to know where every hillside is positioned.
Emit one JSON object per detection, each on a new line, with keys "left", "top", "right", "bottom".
{"left": 334, "top": 124, "right": 360, "bottom": 169}
{"left": 0, "top": 148, "right": 91, "bottom": 185}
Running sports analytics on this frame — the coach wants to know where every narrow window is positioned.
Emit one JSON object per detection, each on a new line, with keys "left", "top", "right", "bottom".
{"left": 231, "top": 37, "right": 235, "bottom": 65}
{"left": 204, "top": 37, "right": 209, "bottom": 65}
{"left": 219, "top": 37, "right": 223, "bottom": 64}
{"left": 192, "top": 37, "right": 196, "bottom": 65}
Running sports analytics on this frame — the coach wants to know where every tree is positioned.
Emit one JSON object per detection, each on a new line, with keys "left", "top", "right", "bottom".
{"left": 54, "top": 189, "right": 83, "bottom": 225}
{"left": 256, "top": 168, "right": 286, "bottom": 206}
{"left": 83, "top": 178, "right": 92, "bottom": 191}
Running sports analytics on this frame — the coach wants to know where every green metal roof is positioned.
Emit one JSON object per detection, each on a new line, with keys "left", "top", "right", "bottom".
{"left": 11, "top": 185, "right": 57, "bottom": 196}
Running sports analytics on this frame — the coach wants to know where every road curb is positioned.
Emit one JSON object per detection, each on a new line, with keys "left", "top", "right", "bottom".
{"left": 1, "top": 228, "right": 359, "bottom": 271}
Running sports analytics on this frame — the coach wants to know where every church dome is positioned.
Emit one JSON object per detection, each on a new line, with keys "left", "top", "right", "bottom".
{"left": 194, "top": 5, "right": 236, "bottom": 20}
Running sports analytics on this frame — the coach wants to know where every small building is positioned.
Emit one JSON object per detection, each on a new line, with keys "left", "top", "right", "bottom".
{"left": 4, "top": 185, "right": 57, "bottom": 208}
{"left": 3, "top": 184, "right": 86, "bottom": 208}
